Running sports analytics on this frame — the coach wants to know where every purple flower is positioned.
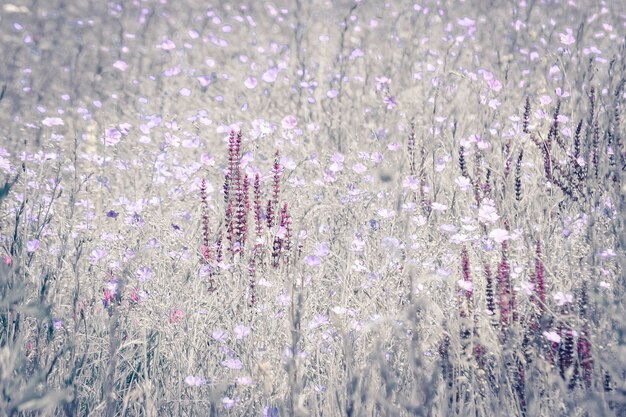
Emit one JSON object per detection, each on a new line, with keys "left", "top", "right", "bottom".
{"left": 314, "top": 242, "right": 330, "bottom": 257}
{"left": 26, "top": 239, "right": 40, "bottom": 252}
{"left": 304, "top": 255, "right": 321, "bottom": 267}
{"left": 222, "top": 397, "right": 240, "bottom": 409}
{"left": 103, "top": 128, "right": 121, "bottom": 146}
{"left": 136, "top": 266, "right": 152, "bottom": 282}
{"left": 234, "top": 325, "right": 251, "bottom": 340}
{"left": 185, "top": 375, "right": 206, "bottom": 387}
{"left": 383, "top": 96, "right": 397, "bottom": 109}
{"left": 264, "top": 406, "right": 279, "bottom": 417}
{"left": 89, "top": 248, "right": 108, "bottom": 264}
{"left": 308, "top": 314, "right": 329, "bottom": 329}
{"left": 212, "top": 329, "right": 228, "bottom": 342}
{"left": 221, "top": 358, "right": 243, "bottom": 369}
{"left": 559, "top": 31, "right": 575, "bottom": 46}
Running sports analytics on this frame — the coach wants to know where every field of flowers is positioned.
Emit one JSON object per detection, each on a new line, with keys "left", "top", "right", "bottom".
{"left": 0, "top": 0, "right": 625, "bottom": 416}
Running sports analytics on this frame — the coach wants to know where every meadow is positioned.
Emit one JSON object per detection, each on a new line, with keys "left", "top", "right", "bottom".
{"left": 0, "top": 0, "right": 625, "bottom": 416}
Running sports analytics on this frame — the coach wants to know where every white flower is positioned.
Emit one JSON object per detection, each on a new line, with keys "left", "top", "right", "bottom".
{"left": 457, "top": 279, "right": 473, "bottom": 292}
{"left": 479, "top": 204, "right": 499, "bottom": 223}
{"left": 489, "top": 228, "right": 510, "bottom": 243}
{"left": 520, "top": 282, "right": 534, "bottom": 295}
{"left": 403, "top": 176, "right": 420, "bottom": 190}
{"left": 377, "top": 208, "right": 396, "bottom": 219}
{"left": 42, "top": 117, "right": 64, "bottom": 127}
{"left": 553, "top": 291, "right": 573, "bottom": 306}
{"left": 559, "top": 32, "right": 575, "bottom": 46}
{"left": 543, "top": 331, "right": 561, "bottom": 343}
{"left": 455, "top": 176, "right": 471, "bottom": 192}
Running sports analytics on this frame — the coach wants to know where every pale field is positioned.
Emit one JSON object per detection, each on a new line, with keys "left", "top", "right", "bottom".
{"left": 0, "top": 0, "right": 625, "bottom": 416}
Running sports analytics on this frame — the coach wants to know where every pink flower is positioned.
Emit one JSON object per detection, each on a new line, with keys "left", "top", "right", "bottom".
{"left": 3, "top": 255, "right": 11, "bottom": 265}
{"left": 113, "top": 60, "right": 128, "bottom": 71}
{"left": 559, "top": 31, "right": 575, "bottom": 46}
{"left": 169, "top": 309, "right": 185, "bottom": 323}
{"left": 281, "top": 115, "right": 297, "bottom": 129}
{"left": 130, "top": 288, "right": 147, "bottom": 303}
{"left": 543, "top": 331, "right": 561, "bottom": 343}
{"left": 244, "top": 76, "right": 257, "bottom": 89}
{"left": 487, "top": 78, "right": 502, "bottom": 92}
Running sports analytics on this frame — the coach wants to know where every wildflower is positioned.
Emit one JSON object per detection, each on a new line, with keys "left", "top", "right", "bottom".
{"left": 236, "top": 376, "right": 253, "bottom": 385}
{"left": 42, "top": 117, "right": 65, "bottom": 127}
{"left": 185, "top": 375, "right": 206, "bottom": 387}
{"left": 221, "top": 358, "right": 243, "bottom": 369}
{"left": 90, "top": 248, "right": 108, "bottom": 264}
{"left": 553, "top": 291, "right": 573, "bottom": 306}
{"left": 375, "top": 76, "right": 391, "bottom": 90}
{"left": 303, "top": 254, "right": 321, "bottom": 267}
{"left": 309, "top": 314, "right": 329, "bottom": 329}
{"left": 520, "top": 282, "right": 534, "bottom": 295}
{"left": 103, "top": 128, "right": 121, "bottom": 146}
{"left": 130, "top": 288, "right": 147, "bottom": 303}
{"left": 377, "top": 208, "right": 396, "bottom": 219}
{"left": 314, "top": 242, "right": 330, "bottom": 257}
{"left": 222, "top": 397, "right": 240, "bottom": 409}
{"left": 26, "top": 239, "right": 40, "bottom": 252}
{"left": 559, "top": 30, "right": 575, "bottom": 46}
{"left": 478, "top": 203, "right": 499, "bottom": 223}
{"left": 489, "top": 228, "right": 510, "bottom": 243}
{"left": 136, "top": 266, "right": 152, "bottom": 282}
{"left": 383, "top": 96, "right": 397, "bottom": 109}
{"left": 212, "top": 329, "right": 228, "bottom": 342}
{"left": 458, "top": 279, "right": 473, "bottom": 293}
{"left": 281, "top": 115, "right": 297, "bottom": 129}
{"left": 113, "top": 60, "right": 128, "bottom": 71}
{"left": 543, "top": 331, "right": 561, "bottom": 343}
{"left": 169, "top": 309, "right": 184, "bottom": 323}
{"left": 264, "top": 406, "right": 280, "bottom": 417}
{"left": 234, "top": 325, "right": 251, "bottom": 340}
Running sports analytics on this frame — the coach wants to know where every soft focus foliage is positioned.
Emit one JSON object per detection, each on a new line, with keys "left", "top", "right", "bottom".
{"left": 0, "top": 0, "right": 625, "bottom": 416}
